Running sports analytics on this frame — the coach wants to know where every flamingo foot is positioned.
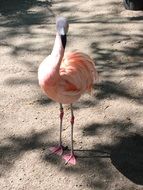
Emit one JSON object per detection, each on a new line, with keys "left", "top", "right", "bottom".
{"left": 63, "top": 153, "right": 77, "bottom": 165}
{"left": 49, "top": 145, "right": 64, "bottom": 156}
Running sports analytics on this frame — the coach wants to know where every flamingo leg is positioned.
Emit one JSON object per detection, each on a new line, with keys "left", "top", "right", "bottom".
{"left": 49, "top": 104, "right": 64, "bottom": 155}
{"left": 59, "top": 103, "right": 64, "bottom": 146}
{"left": 63, "top": 104, "right": 77, "bottom": 165}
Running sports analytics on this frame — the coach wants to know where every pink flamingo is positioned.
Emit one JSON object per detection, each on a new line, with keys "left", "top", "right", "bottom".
{"left": 38, "top": 17, "right": 98, "bottom": 165}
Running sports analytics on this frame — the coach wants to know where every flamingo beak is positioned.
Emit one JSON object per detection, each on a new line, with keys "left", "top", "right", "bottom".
{"left": 61, "top": 34, "right": 67, "bottom": 49}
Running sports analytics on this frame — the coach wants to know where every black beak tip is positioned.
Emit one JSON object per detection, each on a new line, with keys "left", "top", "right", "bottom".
{"left": 61, "top": 34, "right": 67, "bottom": 49}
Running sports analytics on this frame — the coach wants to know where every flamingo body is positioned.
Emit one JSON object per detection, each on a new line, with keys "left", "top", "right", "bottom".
{"left": 38, "top": 51, "right": 97, "bottom": 104}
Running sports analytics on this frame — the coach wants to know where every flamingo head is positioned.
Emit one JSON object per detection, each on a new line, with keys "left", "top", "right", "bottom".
{"left": 56, "top": 16, "right": 69, "bottom": 48}
{"left": 56, "top": 16, "right": 69, "bottom": 35}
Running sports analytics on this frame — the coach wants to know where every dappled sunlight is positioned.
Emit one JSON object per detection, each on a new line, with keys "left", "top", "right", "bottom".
{"left": 0, "top": 130, "right": 52, "bottom": 176}
{"left": 0, "top": 0, "right": 143, "bottom": 190}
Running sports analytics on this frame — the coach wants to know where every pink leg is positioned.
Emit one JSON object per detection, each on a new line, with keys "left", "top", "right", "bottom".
{"left": 49, "top": 104, "right": 64, "bottom": 156}
{"left": 63, "top": 104, "right": 77, "bottom": 165}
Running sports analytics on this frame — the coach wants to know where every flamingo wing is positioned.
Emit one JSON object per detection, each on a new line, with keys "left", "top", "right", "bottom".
{"left": 60, "top": 51, "right": 97, "bottom": 94}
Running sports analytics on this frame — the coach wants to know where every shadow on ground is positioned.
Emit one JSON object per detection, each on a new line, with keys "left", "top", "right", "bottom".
{"left": 1, "top": 120, "right": 143, "bottom": 188}
{"left": 43, "top": 120, "right": 143, "bottom": 189}
{"left": 95, "top": 80, "right": 143, "bottom": 104}
{"left": 0, "top": 0, "right": 52, "bottom": 16}
{"left": 0, "top": 130, "right": 52, "bottom": 176}
{"left": 111, "top": 134, "right": 143, "bottom": 185}
{"left": 1, "top": 1, "right": 143, "bottom": 189}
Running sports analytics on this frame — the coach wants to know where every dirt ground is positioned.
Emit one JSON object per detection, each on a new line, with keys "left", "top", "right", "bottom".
{"left": 0, "top": 0, "right": 143, "bottom": 189}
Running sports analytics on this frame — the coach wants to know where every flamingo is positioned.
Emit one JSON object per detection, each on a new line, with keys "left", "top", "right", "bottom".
{"left": 38, "top": 17, "right": 98, "bottom": 165}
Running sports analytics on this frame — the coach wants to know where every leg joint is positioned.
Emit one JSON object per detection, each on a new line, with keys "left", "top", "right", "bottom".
{"left": 71, "top": 116, "right": 74, "bottom": 125}
{"left": 60, "top": 107, "right": 64, "bottom": 119}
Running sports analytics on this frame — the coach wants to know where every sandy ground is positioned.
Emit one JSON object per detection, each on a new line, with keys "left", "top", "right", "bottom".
{"left": 0, "top": 0, "right": 143, "bottom": 189}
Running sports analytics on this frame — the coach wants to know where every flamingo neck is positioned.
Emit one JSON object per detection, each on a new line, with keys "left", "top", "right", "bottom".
{"left": 51, "top": 33, "right": 65, "bottom": 69}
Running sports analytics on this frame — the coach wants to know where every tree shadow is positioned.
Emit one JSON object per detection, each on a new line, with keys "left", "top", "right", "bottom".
{"left": 0, "top": 1, "right": 54, "bottom": 99}
{"left": 0, "top": 0, "right": 54, "bottom": 51}
{"left": 77, "top": 120, "right": 143, "bottom": 188}
{"left": 1, "top": 120, "right": 143, "bottom": 189}
{"left": 0, "top": 0, "right": 52, "bottom": 16}
{"left": 91, "top": 36, "right": 143, "bottom": 105}
{"left": 42, "top": 119, "right": 143, "bottom": 189}
{"left": 0, "top": 130, "right": 53, "bottom": 176}
{"left": 74, "top": 149, "right": 110, "bottom": 159}
{"left": 111, "top": 134, "right": 143, "bottom": 185}
{"left": 94, "top": 80, "right": 143, "bottom": 104}
{"left": 129, "top": 16, "right": 143, "bottom": 21}
{"left": 82, "top": 119, "right": 132, "bottom": 137}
